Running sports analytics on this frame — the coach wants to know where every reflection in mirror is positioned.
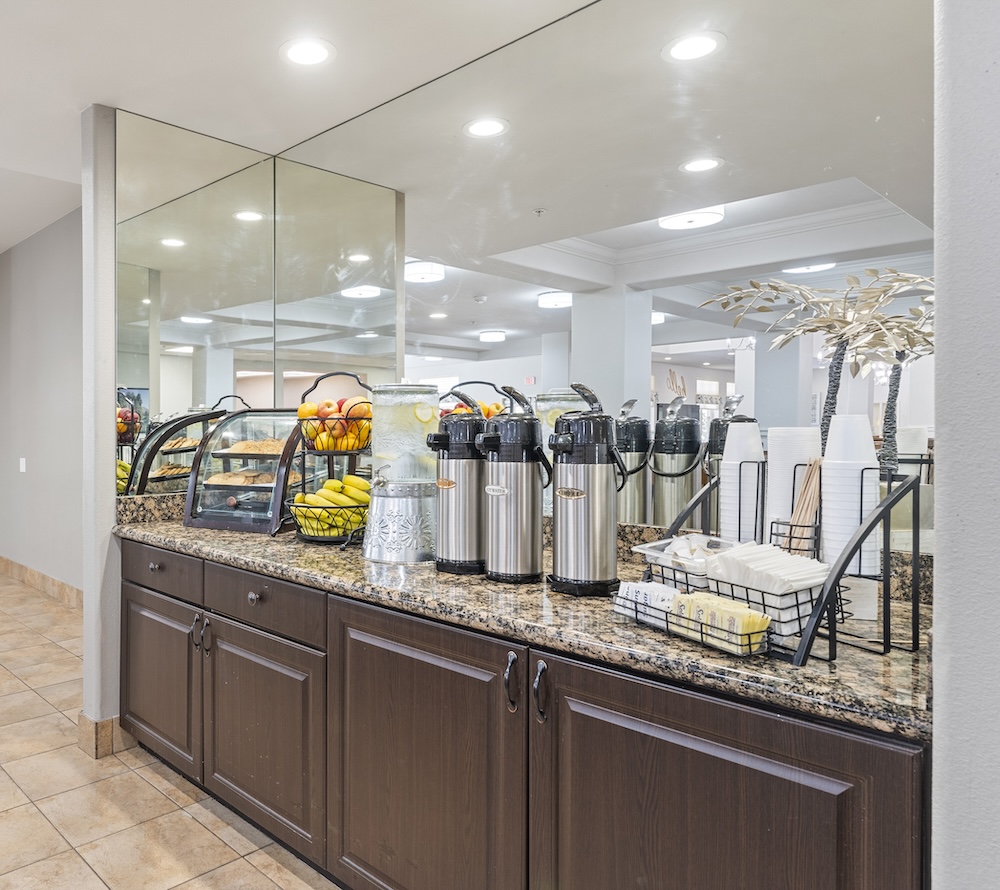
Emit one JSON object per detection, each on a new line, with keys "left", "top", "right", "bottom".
{"left": 270, "top": 159, "right": 402, "bottom": 408}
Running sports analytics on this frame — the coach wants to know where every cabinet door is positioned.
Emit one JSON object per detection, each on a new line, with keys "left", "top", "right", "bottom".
{"left": 120, "top": 582, "right": 203, "bottom": 779}
{"left": 201, "top": 614, "right": 326, "bottom": 865}
{"left": 328, "top": 597, "right": 528, "bottom": 890}
{"left": 529, "top": 651, "right": 924, "bottom": 890}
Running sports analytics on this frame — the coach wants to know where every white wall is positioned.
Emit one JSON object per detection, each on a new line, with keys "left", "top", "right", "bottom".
{"left": 0, "top": 209, "right": 83, "bottom": 588}
{"left": 403, "top": 355, "right": 543, "bottom": 400}
{"left": 934, "top": 1, "right": 1000, "bottom": 883}
{"left": 651, "top": 361, "right": 733, "bottom": 407}
{"left": 160, "top": 354, "right": 194, "bottom": 416}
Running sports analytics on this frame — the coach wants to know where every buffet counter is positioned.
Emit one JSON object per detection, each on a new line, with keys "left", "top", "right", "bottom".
{"left": 115, "top": 519, "right": 930, "bottom": 742}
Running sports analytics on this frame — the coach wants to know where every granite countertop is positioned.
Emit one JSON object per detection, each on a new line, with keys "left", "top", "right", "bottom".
{"left": 115, "top": 520, "right": 931, "bottom": 743}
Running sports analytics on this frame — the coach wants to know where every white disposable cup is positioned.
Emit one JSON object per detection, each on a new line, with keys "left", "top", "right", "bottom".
{"left": 824, "top": 415, "right": 877, "bottom": 462}
{"left": 722, "top": 421, "right": 765, "bottom": 463}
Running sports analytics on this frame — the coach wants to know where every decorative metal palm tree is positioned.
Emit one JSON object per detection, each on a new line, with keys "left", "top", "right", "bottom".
{"left": 703, "top": 269, "right": 933, "bottom": 455}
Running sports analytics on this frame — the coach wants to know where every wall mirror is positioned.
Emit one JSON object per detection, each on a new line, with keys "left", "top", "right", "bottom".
{"left": 115, "top": 111, "right": 402, "bottom": 483}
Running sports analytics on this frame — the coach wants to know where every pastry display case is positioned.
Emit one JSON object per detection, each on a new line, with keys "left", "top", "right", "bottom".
{"left": 184, "top": 409, "right": 302, "bottom": 534}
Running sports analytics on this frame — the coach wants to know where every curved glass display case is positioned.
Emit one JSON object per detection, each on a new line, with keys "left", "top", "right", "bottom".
{"left": 126, "top": 409, "right": 225, "bottom": 495}
{"left": 184, "top": 409, "right": 302, "bottom": 534}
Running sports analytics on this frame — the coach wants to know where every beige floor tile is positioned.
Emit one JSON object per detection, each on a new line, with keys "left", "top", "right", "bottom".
{"left": 0, "top": 668, "right": 28, "bottom": 697}
{"left": 115, "top": 746, "right": 157, "bottom": 770}
{"left": 184, "top": 797, "right": 272, "bottom": 856}
{"left": 0, "top": 690, "right": 55, "bottom": 727}
{"left": 38, "top": 622, "right": 86, "bottom": 644}
{"left": 174, "top": 857, "right": 282, "bottom": 889}
{"left": 0, "top": 712, "right": 78, "bottom": 763}
{"left": 7, "top": 656, "right": 84, "bottom": 689}
{"left": 62, "top": 708, "right": 79, "bottom": 725}
{"left": 247, "top": 844, "right": 340, "bottom": 890}
{"left": 5, "top": 743, "right": 130, "bottom": 800}
{"left": 0, "top": 642, "right": 74, "bottom": 671}
{"left": 78, "top": 809, "right": 239, "bottom": 890}
{"left": 0, "top": 769, "right": 29, "bottom": 812}
{"left": 36, "top": 678, "right": 83, "bottom": 711}
{"left": 136, "top": 760, "right": 208, "bottom": 806}
{"left": 58, "top": 636, "right": 84, "bottom": 657}
{"left": 0, "top": 849, "right": 108, "bottom": 890}
{"left": 2, "top": 602, "right": 78, "bottom": 623}
{"left": 0, "top": 629, "right": 49, "bottom": 654}
{"left": 38, "top": 770, "right": 178, "bottom": 846}
{"left": 0, "top": 803, "right": 71, "bottom": 876}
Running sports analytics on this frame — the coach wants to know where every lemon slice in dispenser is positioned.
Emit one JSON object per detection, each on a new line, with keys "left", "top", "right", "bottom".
{"left": 544, "top": 408, "right": 563, "bottom": 428}
{"left": 414, "top": 404, "right": 436, "bottom": 424}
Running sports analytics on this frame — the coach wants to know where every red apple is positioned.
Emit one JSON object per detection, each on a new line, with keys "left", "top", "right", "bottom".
{"left": 316, "top": 399, "right": 338, "bottom": 419}
{"left": 324, "top": 412, "right": 348, "bottom": 437}
{"left": 336, "top": 397, "right": 348, "bottom": 412}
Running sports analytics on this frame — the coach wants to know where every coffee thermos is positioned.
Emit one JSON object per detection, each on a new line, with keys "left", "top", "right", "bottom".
{"left": 548, "top": 383, "right": 627, "bottom": 597}
{"left": 474, "top": 387, "right": 552, "bottom": 583}
{"left": 426, "top": 389, "right": 488, "bottom": 574}
{"left": 615, "top": 399, "right": 651, "bottom": 524}
{"left": 651, "top": 397, "right": 704, "bottom": 528}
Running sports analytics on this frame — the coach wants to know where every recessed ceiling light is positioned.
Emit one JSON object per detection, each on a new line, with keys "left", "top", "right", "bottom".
{"left": 480, "top": 330, "right": 506, "bottom": 343}
{"left": 658, "top": 205, "right": 725, "bottom": 230}
{"left": 781, "top": 262, "right": 837, "bottom": 274}
{"left": 282, "top": 371, "right": 318, "bottom": 378}
{"left": 280, "top": 37, "right": 336, "bottom": 66}
{"left": 424, "top": 356, "right": 443, "bottom": 362}
{"left": 429, "top": 312, "right": 448, "bottom": 319}
{"left": 348, "top": 253, "right": 371, "bottom": 263}
{"left": 463, "top": 118, "right": 509, "bottom": 138}
{"left": 180, "top": 316, "right": 212, "bottom": 324}
{"left": 160, "top": 238, "right": 185, "bottom": 247}
{"left": 235, "top": 370, "right": 273, "bottom": 378}
{"left": 404, "top": 261, "right": 445, "bottom": 283}
{"left": 538, "top": 291, "right": 573, "bottom": 309}
{"left": 356, "top": 331, "right": 378, "bottom": 339}
{"left": 680, "top": 157, "right": 724, "bottom": 173}
{"left": 233, "top": 210, "right": 264, "bottom": 222}
{"left": 662, "top": 31, "right": 727, "bottom": 61}
{"left": 727, "top": 351, "right": 736, "bottom": 356}
{"left": 165, "top": 346, "right": 194, "bottom": 354}
{"left": 663, "top": 356, "right": 672, "bottom": 361}
{"left": 342, "top": 285, "right": 381, "bottom": 299}
{"left": 141, "top": 299, "right": 151, "bottom": 305}
{"left": 651, "top": 311, "right": 666, "bottom": 325}
{"left": 703, "top": 362, "right": 711, "bottom": 366}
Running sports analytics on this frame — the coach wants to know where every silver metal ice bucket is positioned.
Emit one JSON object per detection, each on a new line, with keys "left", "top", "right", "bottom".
{"left": 362, "top": 477, "right": 437, "bottom": 564}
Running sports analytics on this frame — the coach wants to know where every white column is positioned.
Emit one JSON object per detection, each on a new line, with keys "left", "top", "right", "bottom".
{"left": 752, "top": 334, "right": 812, "bottom": 437}
{"left": 540, "top": 330, "right": 571, "bottom": 391}
{"left": 733, "top": 348, "right": 756, "bottom": 417}
{"left": 147, "top": 269, "right": 160, "bottom": 415}
{"left": 570, "top": 286, "right": 652, "bottom": 411}
{"left": 192, "top": 346, "right": 235, "bottom": 409}
{"left": 934, "top": 0, "right": 1000, "bottom": 883}
{"left": 81, "top": 104, "right": 119, "bottom": 725}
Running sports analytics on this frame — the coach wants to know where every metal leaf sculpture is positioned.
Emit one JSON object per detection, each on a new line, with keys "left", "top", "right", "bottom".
{"left": 702, "top": 269, "right": 934, "bottom": 457}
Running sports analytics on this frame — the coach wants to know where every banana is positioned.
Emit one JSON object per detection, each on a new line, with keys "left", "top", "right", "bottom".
{"left": 313, "top": 488, "right": 356, "bottom": 508}
{"left": 340, "top": 484, "right": 370, "bottom": 505}
{"left": 323, "top": 478, "right": 345, "bottom": 493}
{"left": 294, "top": 493, "right": 306, "bottom": 504}
{"left": 342, "top": 474, "right": 370, "bottom": 492}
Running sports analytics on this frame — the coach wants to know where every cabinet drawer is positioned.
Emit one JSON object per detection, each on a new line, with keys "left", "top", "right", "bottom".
{"left": 204, "top": 563, "right": 326, "bottom": 650}
{"left": 122, "top": 540, "right": 204, "bottom": 605}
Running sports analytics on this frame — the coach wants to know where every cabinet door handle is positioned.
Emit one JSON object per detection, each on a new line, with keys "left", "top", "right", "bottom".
{"left": 532, "top": 660, "right": 548, "bottom": 723}
{"left": 189, "top": 613, "right": 202, "bottom": 651}
{"left": 503, "top": 651, "right": 518, "bottom": 713}
{"left": 148, "top": 562, "right": 161, "bottom": 573}
{"left": 201, "top": 616, "right": 212, "bottom": 654}
{"left": 247, "top": 590, "right": 259, "bottom": 606}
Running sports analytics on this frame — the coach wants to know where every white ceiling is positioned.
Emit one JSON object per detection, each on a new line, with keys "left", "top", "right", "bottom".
{"left": 1, "top": 0, "right": 933, "bottom": 372}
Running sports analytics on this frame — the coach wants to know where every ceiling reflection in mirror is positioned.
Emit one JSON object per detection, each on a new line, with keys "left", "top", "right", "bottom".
{"left": 279, "top": 0, "right": 933, "bottom": 371}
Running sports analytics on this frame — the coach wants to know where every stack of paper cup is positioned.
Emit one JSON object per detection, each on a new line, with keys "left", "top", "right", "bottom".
{"left": 897, "top": 426, "right": 929, "bottom": 456}
{"left": 765, "top": 427, "right": 822, "bottom": 538}
{"left": 821, "top": 415, "right": 880, "bottom": 574}
{"left": 719, "top": 421, "right": 765, "bottom": 543}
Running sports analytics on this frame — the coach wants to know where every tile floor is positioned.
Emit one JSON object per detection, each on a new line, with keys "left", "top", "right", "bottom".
{"left": 0, "top": 572, "right": 340, "bottom": 889}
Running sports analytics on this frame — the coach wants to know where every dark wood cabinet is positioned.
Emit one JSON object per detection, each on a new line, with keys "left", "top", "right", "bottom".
{"left": 120, "top": 547, "right": 326, "bottom": 864}
{"left": 120, "top": 582, "right": 203, "bottom": 778}
{"left": 528, "top": 651, "right": 924, "bottom": 890}
{"left": 202, "top": 613, "right": 326, "bottom": 864}
{"left": 327, "top": 597, "right": 528, "bottom": 890}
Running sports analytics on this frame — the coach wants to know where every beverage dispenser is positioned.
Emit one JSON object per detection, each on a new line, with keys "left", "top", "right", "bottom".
{"left": 615, "top": 399, "right": 651, "bottom": 524}
{"left": 651, "top": 397, "right": 704, "bottom": 528}
{"left": 474, "top": 387, "right": 552, "bottom": 583}
{"left": 548, "top": 383, "right": 627, "bottom": 596}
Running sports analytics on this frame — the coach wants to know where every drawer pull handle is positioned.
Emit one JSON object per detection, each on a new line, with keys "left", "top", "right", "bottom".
{"left": 189, "top": 613, "right": 202, "bottom": 651}
{"left": 532, "top": 660, "right": 548, "bottom": 723}
{"left": 503, "top": 651, "right": 518, "bottom": 713}
{"left": 247, "top": 591, "right": 259, "bottom": 606}
{"left": 148, "top": 562, "right": 161, "bottom": 572}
